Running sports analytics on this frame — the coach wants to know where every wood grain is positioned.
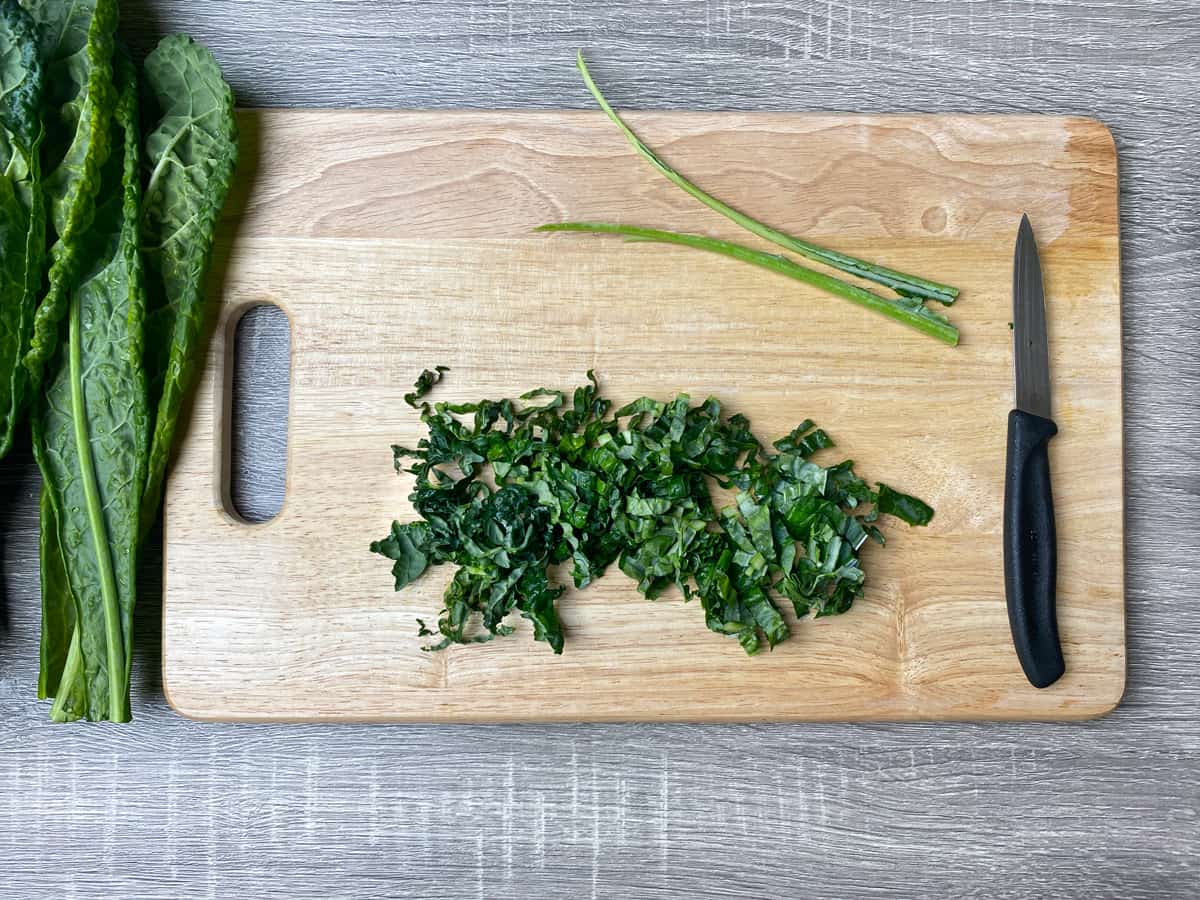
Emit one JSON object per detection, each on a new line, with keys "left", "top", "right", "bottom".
{"left": 160, "top": 110, "right": 1123, "bottom": 722}
{"left": 2, "top": 2, "right": 1198, "bottom": 897}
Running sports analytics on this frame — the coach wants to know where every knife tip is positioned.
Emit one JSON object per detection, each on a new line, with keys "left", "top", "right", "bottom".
{"left": 1019, "top": 212, "right": 1034, "bottom": 237}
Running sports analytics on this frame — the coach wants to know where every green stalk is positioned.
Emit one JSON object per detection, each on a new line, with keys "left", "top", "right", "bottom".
{"left": 537, "top": 223, "right": 959, "bottom": 345}
{"left": 575, "top": 51, "right": 959, "bottom": 306}
{"left": 67, "top": 290, "right": 127, "bottom": 720}
{"left": 49, "top": 627, "right": 83, "bottom": 723}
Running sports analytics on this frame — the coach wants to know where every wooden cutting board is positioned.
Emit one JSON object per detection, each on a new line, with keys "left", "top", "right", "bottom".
{"left": 161, "top": 109, "right": 1124, "bottom": 722}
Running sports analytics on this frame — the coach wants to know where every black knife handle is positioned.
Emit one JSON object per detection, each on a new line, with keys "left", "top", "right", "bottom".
{"left": 1003, "top": 409, "right": 1064, "bottom": 689}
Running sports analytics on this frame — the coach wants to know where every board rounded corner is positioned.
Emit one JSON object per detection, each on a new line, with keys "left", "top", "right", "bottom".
{"left": 1084, "top": 667, "right": 1127, "bottom": 720}
{"left": 1062, "top": 116, "right": 1118, "bottom": 173}
{"left": 161, "top": 662, "right": 222, "bottom": 723}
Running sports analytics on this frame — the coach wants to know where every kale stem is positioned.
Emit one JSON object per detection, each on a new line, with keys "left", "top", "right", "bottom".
{"left": 537, "top": 223, "right": 959, "bottom": 345}
{"left": 575, "top": 51, "right": 960, "bottom": 307}
{"left": 68, "top": 290, "right": 128, "bottom": 721}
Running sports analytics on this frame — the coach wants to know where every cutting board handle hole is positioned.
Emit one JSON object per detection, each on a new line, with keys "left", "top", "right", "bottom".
{"left": 226, "top": 304, "right": 291, "bottom": 524}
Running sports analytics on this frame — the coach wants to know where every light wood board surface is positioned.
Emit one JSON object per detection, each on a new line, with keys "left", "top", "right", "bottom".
{"left": 161, "top": 109, "right": 1123, "bottom": 722}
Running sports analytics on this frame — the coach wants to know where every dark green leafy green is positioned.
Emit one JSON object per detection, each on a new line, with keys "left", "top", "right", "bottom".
{"left": 375, "top": 371, "right": 934, "bottom": 655}
{"left": 0, "top": 0, "right": 44, "bottom": 459}
{"left": 20, "top": 0, "right": 119, "bottom": 385}
{"left": 538, "top": 223, "right": 960, "bottom": 345}
{"left": 573, "top": 51, "right": 960, "bottom": 307}
{"left": 138, "top": 34, "right": 238, "bottom": 537}
{"left": 23, "top": 29, "right": 238, "bottom": 723}
{"left": 404, "top": 365, "right": 449, "bottom": 408}
{"left": 33, "top": 56, "right": 145, "bottom": 723}
{"left": 370, "top": 520, "right": 431, "bottom": 590}
{"left": 876, "top": 483, "right": 935, "bottom": 526}
{"left": 0, "top": 12, "right": 238, "bottom": 722}
{"left": 37, "top": 488, "right": 74, "bottom": 699}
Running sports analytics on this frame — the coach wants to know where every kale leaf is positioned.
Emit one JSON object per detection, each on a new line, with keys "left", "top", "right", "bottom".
{"left": 876, "top": 483, "right": 935, "bottom": 527}
{"left": 0, "top": 0, "right": 44, "bottom": 459}
{"left": 375, "top": 371, "right": 934, "bottom": 655}
{"left": 0, "top": 7, "right": 238, "bottom": 723}
{"left": 20, "top": 0, "right": 119, "bottom": 387}
{"left": 403, "top": 365, "right": 449, "bottom": 408}
{"left": 33, "top": 56, "right": 145, "bottom": 723}
{"left": 138, "top": 34, "right": 239, "bottom": 537}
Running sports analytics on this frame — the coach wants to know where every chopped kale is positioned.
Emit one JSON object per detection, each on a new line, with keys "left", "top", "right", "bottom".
{"left": 403, "top": 365, "right": 450, "bottom": 408}
{"left": 374, "top": 371, "right": 934, "bottom": 655}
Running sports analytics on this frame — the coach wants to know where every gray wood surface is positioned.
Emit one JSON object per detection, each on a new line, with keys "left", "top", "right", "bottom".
{"left": 2, "top": 1, "right": 1198, "bottom": 897}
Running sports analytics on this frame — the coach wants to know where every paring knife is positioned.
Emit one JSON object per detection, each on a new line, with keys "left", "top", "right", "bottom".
{"left": 1004, "top": 214, "right": 1064, "bottom": 689}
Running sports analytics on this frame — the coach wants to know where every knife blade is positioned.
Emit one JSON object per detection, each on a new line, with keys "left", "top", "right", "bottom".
{"left": 1003, "top": 214, "right": 1064, "bottom": 689}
